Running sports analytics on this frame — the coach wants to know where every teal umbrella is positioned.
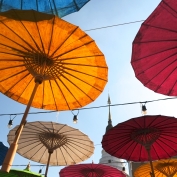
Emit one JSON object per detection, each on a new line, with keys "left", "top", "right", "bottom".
{"left": 0, "top": 0, "right": 90, "bottom": 17}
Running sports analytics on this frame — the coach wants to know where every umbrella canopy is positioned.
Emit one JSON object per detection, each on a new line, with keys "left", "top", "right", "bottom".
{"left": 0, "top": 169, "right": 43, "bottom": 177}
{"left": 134, "top": 158, "right": 177, "bottom": 177}
{"left": 131, "top": 0, "right": 177, "bottom": 96}
{"left": 0, "top": 9, "right": 108, "bottom": 111}
{"left": 8, "top": 121, "right": 94, "bottom": 177}
{"left": 0, "top": 142, "right": 8, "bottom": 165}
{"left": 102, "top": 115, "right": 177, "bottom": 177}
{"left": 59, "top": 163, "right": 126, "bottom": 177}
{"left": 0, "top": 9, "right": 107, "bottom": 173}
{"left": 0, "top": 0, "right": 90, "bottom": 17}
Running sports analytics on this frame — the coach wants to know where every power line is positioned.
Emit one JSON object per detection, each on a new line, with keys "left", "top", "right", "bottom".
{"left": 0, "top": 97, "right": 177, "bottom": 117}
{"left": 84, "top": 20, "right": 144, "bottom": 31}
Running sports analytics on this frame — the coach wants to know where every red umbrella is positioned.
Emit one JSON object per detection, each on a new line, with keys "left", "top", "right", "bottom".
{"left": 102, "top": 115, "right": 177, "bottom": 177}
{"left": 59, "top": 163, "right": 126, "bottom": 177}
{"left": 131, "top": 0, "right": 177, "bottom": 96}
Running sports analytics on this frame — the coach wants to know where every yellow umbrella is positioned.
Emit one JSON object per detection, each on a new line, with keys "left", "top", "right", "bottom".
{"left": 134, "top": 159, "right": 177, "bottom": 177}
{"left": 0, "top": 9, "right": 108, "bottom": 172}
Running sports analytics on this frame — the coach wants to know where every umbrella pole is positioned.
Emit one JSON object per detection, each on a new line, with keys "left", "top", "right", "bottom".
{"left": 45, "top": 151, "right": 53, "bottom": 177}
{"left": 1, "top": 80, "right": 41, "bottom": 173}
{"left": 146, "top": 146, "right": 155, "bottom": 177}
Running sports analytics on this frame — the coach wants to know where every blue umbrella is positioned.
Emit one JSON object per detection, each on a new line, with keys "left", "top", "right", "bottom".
{"left": 0, "top": 0, "right": 90, "bottom": 17}
{"left": 0, "top": 142, "right": 8, "bottom": 166}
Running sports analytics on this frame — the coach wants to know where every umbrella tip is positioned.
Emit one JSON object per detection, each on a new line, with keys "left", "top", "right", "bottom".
{"left": 24, "top": 162, "right": 30, "bottom": 171}
{"left": 92, "top": 160, "right": 94, "bottom": 164}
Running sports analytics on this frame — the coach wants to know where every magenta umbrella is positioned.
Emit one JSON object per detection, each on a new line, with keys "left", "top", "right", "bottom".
{"left": 102, "top": 115, "right": 177, "bottom": 177}
{"left": 59, "top": 163, "right": 126, "bottom": 177}
{"left": 131, "top": 0, "right": 177, "bottom": 96}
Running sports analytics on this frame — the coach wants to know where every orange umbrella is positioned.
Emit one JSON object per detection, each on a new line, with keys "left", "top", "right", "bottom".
{"left": 134, "top": 158, "right": 177, "bottom": 177}
{"left": 0, "top": 9, "right": 108, "bottom": 172}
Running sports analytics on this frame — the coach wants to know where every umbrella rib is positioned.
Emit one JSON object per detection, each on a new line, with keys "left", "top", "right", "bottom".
{"left": 52, "top": 77, "right": 71, "bottom": 110}
{"left": 0, "top": 64, "right": 26, "bottom": 71}
{"left": 51, "top": 0, "right": 58, "bottom": 16}
{"left": 0, "top": 17, "right": 39, "bottom": 53}
{"left": 63, "top": 66, "right": 107, "bottom": 81}
{"left": 47, "top": 15, "right": 55, "bottom": 56}
{"left": 61, "top": 144, "right": 85, "bottom": 163}
{"left": 4, "top": 72, "right": 30, "bottom": 95}
{"left": 41, "top": 80, "right": 45, "bottom": 109}
{"left": 142, "top": 58, "right": 177, "bottom": 91}
{"left": 53, "top": 40, "right": 96, "bottom": 59}
{"left": 54, "top": 54, "right": 103, "bottom": 61}
{"left": 132, "top": 44, "right": 177, "bottom": 62}
{"left": 0, "top": 36, "right": 34, "bottom": 53}
{"left": 59, "top": 72, "right": 92, "bottom": 104}
{"left": 49, "top": 80, "right": 58, "bottom": 110}
{"left": 143, "top": 23, "right": 177, "bottom": 35}
{"left": 66, "top": 142, "right": 94, "bottom": 156}
{"left": 15, "top": 9, "right": 44, "bottom": 53}
{"left": 17, "top": 139, "right": 43, "bottom": 151}
{"left": 163, "top": 0, "right": 177, "bottom": 17}
{"left": 24, "top": 122, "right": 50, "bottom": 133}
{"left": 0, "top": 59, "right": 24, "bottom": 61}
{"left": 50, "top": 26, "right": 79, "bottom": 58}
{"left": 32, "top": 10, "right": 45, "bottom": 53}
{"left": 0, "top": 68, "right": 27, "bottom": 82}
{"left": 57, "top": 147, "right": 68, "bottom": 165}
{"left": 16, "top": 77, "right": 34, "bottom": 101}
{"left": 59, "top": 72, "right": 96, "bottom": 100}
{"left": 61, "top": 62, "right": 108, "bottom": 68}
{"left": 36, "top": 0, "right": 39, "bottom": 11}
{"left": 55, "top": 74, "right": 83, "bottom": 108}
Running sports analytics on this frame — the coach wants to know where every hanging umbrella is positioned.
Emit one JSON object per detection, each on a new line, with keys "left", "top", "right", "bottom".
{"left": 134, "top": 158, "right": 177, "bottom": 177}
{"left": 0, "top": 9, "right": 107, "bottom": 172}
{"left": 59, "top": 163, "right": 126, "bottom": 177}
{"left": 102, "top": 115, "right": 177, "bottom": 177}
{"left": 0, "top": 142, "right": 8, "bottom": 165}
{"left": 0, "top": 0, "right": 90, "bottom": 17}
{"left": 131, "top": 0, "right": 177, "bottom": 96}
{"left": 7, "top": 121, "right": 94, "bottom": 177}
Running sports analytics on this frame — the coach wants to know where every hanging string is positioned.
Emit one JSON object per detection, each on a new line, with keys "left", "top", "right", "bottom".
{"left": 0, "top": 96, "right": 176, "bottom": 117}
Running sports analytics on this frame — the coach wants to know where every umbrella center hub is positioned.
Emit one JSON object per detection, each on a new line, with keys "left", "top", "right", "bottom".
{"left": 131, "top": 127, "right": 161, "bottom": 147}
{"left": 38, "top": 132, "right": 67, "bottom": 151}
{"left": 155, "top": 162, "right": 177, "bottom": 177}
{"left": 81, "top": 169, "right": 104, "bottom": 177}
{"left": 24, "top": 52, "right": 64, "bottom": 80}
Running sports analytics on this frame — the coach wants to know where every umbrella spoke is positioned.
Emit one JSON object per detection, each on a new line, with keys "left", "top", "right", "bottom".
{"left": 50, "top": 26, "right": 79, "bottom": 58}
{"left": 62, "top": 65, "right": 107, "bottom": 82}
{"left": 0, "top": 20, "right": 39, "bottom": 53}
{"left": 59, "top": 72, "right": 94, "bottom": 100}
{"left": 0, "top": 68, "right": 27, "bottom": 82}
{"left": 48, "top": 80, "right": 58, "bottom": 110}
{"left": 54, "top": 54, "right": 104, "bottom": 61}
{"left": 55, "top": 73, "right": 83, "bottom": 108}
{"left": 0, "top": 64, "right": 26, "bottom": 71}
{"left": 53, "top": 36, "right": 93, "bottom": 58}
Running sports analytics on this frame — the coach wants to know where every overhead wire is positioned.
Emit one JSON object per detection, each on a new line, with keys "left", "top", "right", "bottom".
{"left": 84, "top": 20, "right": 144, "bottom": 31}
{"left": 0, "top": 96, "right": 177, "bottom": 117}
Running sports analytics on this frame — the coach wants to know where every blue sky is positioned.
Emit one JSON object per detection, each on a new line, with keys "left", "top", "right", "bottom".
{"left": 2, "top": 0, "right": 177, "bottom": 176}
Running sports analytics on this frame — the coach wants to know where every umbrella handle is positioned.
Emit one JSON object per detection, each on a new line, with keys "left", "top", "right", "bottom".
{"left": 146, "top": 147, "right": 155, "bottom": 177}
{"left": 45, "top": 152, "right": 53, "bottom": 177}
{"left": 1, "top": 82, "right": 40, "bottom": 173}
